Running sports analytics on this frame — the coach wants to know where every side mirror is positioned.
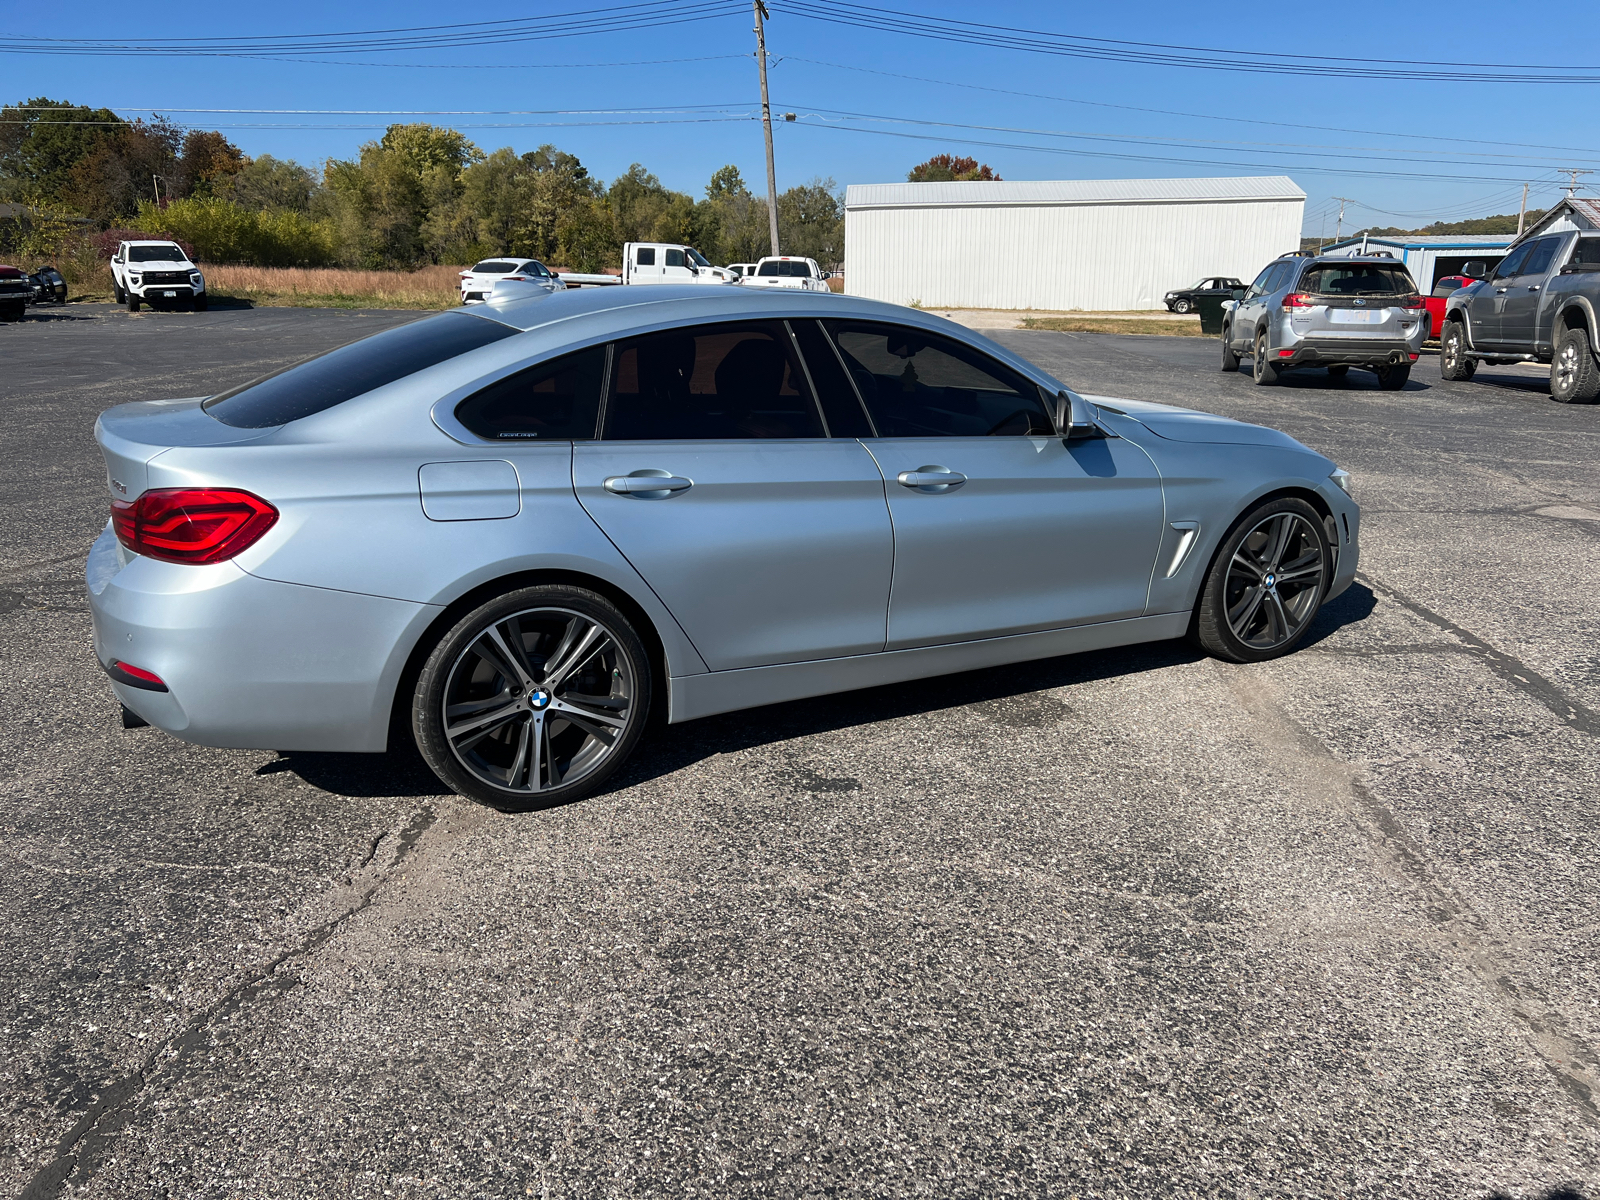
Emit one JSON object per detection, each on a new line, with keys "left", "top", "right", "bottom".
{"left": 1057, "top": 390, "right": 1096, "bottom": 440}
{"left": 821, "top": 271, "right": 832, "bottom": 280}
{"left": 1463, "top": 260, "right": 1487, "bottom": 279}
{"left": 1231, "top": 288, "right": 1245, "bottom": 301}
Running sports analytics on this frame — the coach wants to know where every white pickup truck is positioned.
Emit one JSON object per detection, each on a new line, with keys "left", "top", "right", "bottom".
{"left": 558, "top": 242, "right": 738, "bottom": 288}
{"left": 742, "top": 255, "right": 832, "bottom": 292}
{"left": 110, "top": 240, "right": 207, "bottom": 312}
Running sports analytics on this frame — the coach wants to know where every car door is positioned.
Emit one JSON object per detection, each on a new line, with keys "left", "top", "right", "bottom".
{"left": 1472, "top": 242, "right": 1531, "bottom": 347}
{"left": 661, "top": 248, "right": 695, "bottom": 284}
{"left": 1498, "top": 237, "right": 1561, "bottom": 348}
{"left": 572, "top": 320, "right": 894, "bottom": 671}
{"left": 1231, "top": 264, "right": 1279, "bottom": 348}
{"left": 823, "top": 319, "right": 1166, "bottom": 651}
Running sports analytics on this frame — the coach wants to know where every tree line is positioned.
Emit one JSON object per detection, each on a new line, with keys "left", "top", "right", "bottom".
{"left": 0, "top": 99, "right": 844, "bottom": 271}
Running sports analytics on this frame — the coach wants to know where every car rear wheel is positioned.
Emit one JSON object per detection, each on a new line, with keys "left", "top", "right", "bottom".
{"left": 1550, "top": 326, "right": 1600, "bottom": 403}
{"left": 1173, "top": 297, "right": 1192, "bottom": 314}
{"left": 1220, "top": 327, "right": 1239, "bottom": 372}
{"left": 1252, "top": 330, "right": 1279, "bottom": 386}
{"left": 1375, "top": 362, "right": 1411, "bottom": 390}
{"left": 412, "top": 585, "right": 651, "bottom": 811}
{"left": 1439, "top": 321, "right": 1476, "bottom": 381}
{"left": 1326, "top": 364, "right": 1349, "bottom": 381}
{"left": 1191, "top": 498, "right": 1331, "bottom": 663}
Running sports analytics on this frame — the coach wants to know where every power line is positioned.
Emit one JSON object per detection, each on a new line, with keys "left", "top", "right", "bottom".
{"left": 786, "top": 0, "right": 1600, "bottom": 84}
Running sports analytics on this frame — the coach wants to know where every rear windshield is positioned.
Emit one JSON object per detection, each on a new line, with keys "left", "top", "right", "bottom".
{"left": 203, "top": 312, "right": 517, "bottom": 428}
{"left": 128, "top": 244, "right": 185, "bottom": 262}
{"left": 1299, "top": 263, "right": 1417, "bottom": 296}
{"left": 472, "top": 261, "right": 516, "bottom": 273}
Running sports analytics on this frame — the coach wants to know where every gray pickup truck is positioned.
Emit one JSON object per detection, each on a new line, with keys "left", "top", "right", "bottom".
{"left": 1439, "top": 228, "right": 1600, "bottom": 402}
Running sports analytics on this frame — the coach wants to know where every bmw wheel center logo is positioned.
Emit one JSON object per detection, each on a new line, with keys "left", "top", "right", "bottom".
{"left": 530, "top": 688, "right": 551, "bottom": 710}
{"left": 1264, "top": 573, "right": 1278, "bottom": 588}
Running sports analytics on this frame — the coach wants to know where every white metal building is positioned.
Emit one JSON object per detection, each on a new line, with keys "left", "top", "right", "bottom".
{"left": 842, "top": 176, "right": 1305, "bottom": 311}
{"left": 1317, "top": 233, "right": 1516, "bottom": 292}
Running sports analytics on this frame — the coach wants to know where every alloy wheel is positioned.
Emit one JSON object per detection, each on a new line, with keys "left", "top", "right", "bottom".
{"left": 1555, "top": 339, "right": 1578, "bottom": 394}
{"left": 442, "top": 607, "right": 634, "bottom": 796}
{"left": 1224, "top": 513, "right": 1327, "bottom": 650}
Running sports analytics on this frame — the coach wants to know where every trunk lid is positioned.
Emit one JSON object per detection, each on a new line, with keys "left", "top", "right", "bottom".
{"left": 94, "top": 397, "right": 275, "bottom": 501}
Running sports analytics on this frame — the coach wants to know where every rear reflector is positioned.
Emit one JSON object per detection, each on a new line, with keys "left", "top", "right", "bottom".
{"left": 1409, "top": 353, "right": 1420, "bottom": 361}
{"left": 111, "top": 487, "right": 278, "bottom": 565}
{"left": 1278, "top": 349, "right": 1295, "bottom": 358}
{"left": 106, "top": 659, "right": 168, "bottom": 691}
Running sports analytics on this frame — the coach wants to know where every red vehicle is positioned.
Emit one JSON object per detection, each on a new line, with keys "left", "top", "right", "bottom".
{"left": 1423, "top": 273, "right": 1479, "bottom": 340}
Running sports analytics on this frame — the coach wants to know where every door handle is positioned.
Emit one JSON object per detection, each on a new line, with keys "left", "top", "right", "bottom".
{"left": 1528, "top": 284, "right": 1541, "bottom": 291}
{"left": 896, "top": 466, "right": 967, "bottom": 492}
{"left": 1496, "top": 287, "right": 1509, "bottom": 294}
{"left": 603, "top": 472, "right": 693, "bottom": 497}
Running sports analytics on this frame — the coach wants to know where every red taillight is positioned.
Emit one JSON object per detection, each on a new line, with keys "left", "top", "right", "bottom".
{"left": 110, "top": 488, "right": 278, "bottom": 565}
{"left": 1401, "top": 295, "right": 1426, "bottom": 310}
{"left": 1281, "top": 292, "right": 1314, "bottom": 309}
{"left": 505, "top": 275, "right": 527, "bottom": 281}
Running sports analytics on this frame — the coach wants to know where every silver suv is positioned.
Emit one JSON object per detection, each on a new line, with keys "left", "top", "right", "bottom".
{"left": 1222, "top": 252, "right": 1427, "bottom": 389}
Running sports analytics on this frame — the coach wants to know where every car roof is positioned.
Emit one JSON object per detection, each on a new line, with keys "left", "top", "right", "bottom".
{"left": 123, "top": 239, "right": 183, "bottom": 246}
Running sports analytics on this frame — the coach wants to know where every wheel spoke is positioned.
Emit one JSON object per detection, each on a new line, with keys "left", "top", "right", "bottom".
{"left": 446, "top": 697, "right": 522, "bottom": 749}
{"left": 1230, "top": 550, "right": 1263, "bottom": 580}
{"left": 506, "top": 715, "right": 532, "bottom": 788}
{"left": 1263, "top": 515, "right": 1294, "bottom": 570}
{"left": 1265, "top": 590, "right": 1292, "bottom": 642}
{"left": 482, "top": 622, "right": 537, "bottom": 689}
{"left": 543, "top": 619, "right": 609, "bottom": 690}
{"left": 549, "top": 695, "right": 627, "bottom": 736}
{"left": 1228, "top": 585, "right": 1266, "bottom": 632}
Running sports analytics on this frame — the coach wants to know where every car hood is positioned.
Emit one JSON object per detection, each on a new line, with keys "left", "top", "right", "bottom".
{"left": 1083, "top": 394, "right": 1315, "bottom": 452}
{"left": 127, "top": 259, "right": 194, "bottom": 270}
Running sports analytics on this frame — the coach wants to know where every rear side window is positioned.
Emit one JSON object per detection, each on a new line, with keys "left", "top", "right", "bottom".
{"left": 1298, "top": 263, "right": 1416, "bottom": 296}
{"left": 757, "top": 261, "right": 780, "bottom": 276}
{"left": 204, "top": 313, "right": 517, "bottom": 428}
{"left": 636, "top": 247, "right": 656, "bottom": 266}
{"left": 1570, "top": 239, "right": 1600, "bottom": 270}
{"left": 472, "top": 261, "right": 515, "bottom": 273}
{"left": 454, "top": 345, "right": 605, "bottom": 440}
{"left": 790, "top": 319, "right": 874, "bottom": 438}
{"left": 604, "top": 321, "right": 823, "bottom": 440}
{"left": 826, "top": 321, "right": 1054, "bottom": 438}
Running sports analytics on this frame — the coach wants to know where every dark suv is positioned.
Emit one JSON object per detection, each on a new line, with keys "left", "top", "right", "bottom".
{"left": 1221, "top": 253, "right": 1427, "bottom": 388}
{"left": 1164, "top": 276, "right": 1245, "bottom": 313}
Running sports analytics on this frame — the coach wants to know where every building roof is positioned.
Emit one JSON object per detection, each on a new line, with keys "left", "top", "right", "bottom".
{"left": 1320, "top": 234, "right": 1517, "bottom": 251}
{"left": 844, "top": 175, "right": 1305, "bottom": 210}
{"left": 1510, "top": 197, "right": 1600, "bottom": 247}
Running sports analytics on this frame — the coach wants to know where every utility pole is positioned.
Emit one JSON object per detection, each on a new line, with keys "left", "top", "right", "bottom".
{"left": 1558, "top": 168, "right": 1592, "bottom": 198}
{"left": 1516, "top": 182, "right": 1530, "bottom": 235}
{"left": 1332, "top": 197, "right": 1354, "bottom": 242}
{"left": 753, "top": 1, "right": 780, "bottom": 256}
{"left": 153, "top": 174, "right": 161, "bottom": 207}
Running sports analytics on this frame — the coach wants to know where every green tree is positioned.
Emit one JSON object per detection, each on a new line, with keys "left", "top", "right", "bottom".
{"left": 907, "top": 154, "right": 1001, "bottom": 182}
{"left": 226, "top": 155, "right": 317, "bottom": 213}
{"left": 778, "top": 177, "right": 843, "bottom": 266}
{"left": 0, "top": 98, "right": 127, "bottom": 208}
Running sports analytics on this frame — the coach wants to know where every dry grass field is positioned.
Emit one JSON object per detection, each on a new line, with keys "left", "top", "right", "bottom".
{"left": 203, "top": 264, "right": 463, "bottom": 309}
{"left": 1021, "top": 315, "right": 1208, "bottom": 337}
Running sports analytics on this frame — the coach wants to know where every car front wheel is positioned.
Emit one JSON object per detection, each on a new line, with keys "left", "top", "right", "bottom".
{"left": 1439, "top": 321, "right": 1476, "bottom": 381}
{"left": 1191, "top": 498, "right": 1331, "bottom": 663}
{"left": 1551, "top": 326, "right": 1600, "bottom": 403}
{"left": 1173, "top": 297, "right": 1192, "bottom": 314}
{"left": 412, "top": 585, "right": 651, "bottom": 810}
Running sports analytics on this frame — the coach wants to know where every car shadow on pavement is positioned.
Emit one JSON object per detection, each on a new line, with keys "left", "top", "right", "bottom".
{"left": 269, "top": 583, "right": 1380, "bottom": 804}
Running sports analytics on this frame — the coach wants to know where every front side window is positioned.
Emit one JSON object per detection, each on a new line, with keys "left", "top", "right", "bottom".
{"left": 1492, "top": 244, "right": 1531, "bottom": 280}
{"left": 664, "top": 249, "right": 686, "bottom": 268}
{"left": 636, "top": 247, "right": 656, "bottom": 266}
{"left": 826, "top": 322, "right": 1054, "bottom": 438}
{"left": 1246, "top": 265, "right": 1276, "bottom": 297}
{"left": 205, "top": 313, "right": 517, "bottom": 429}
{"left": 521, "top": 261, "right": 550, "bottom": 277}
{"left": 1521, "top": 238, "right": 1559, "bottom": 277}
{"left": 454, "top": 345, "right": 605, "bottom": 440}
{"left": 687, "top": 247, "right": 711, "bottom": 268}
{"left": 604, "top": 322, "right": 823, "bottom": 440}
{"left": 757, "top": 261, "right": 780, "bottom": 277}
{"left": 472, "top": 261, "right": 515, "bottom": 274}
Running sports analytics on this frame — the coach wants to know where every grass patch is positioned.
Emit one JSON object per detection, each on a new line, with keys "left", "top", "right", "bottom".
{"left": 1022, "top": 316, "right": 1210, "bottom": 337}
{"left": 200, "top": 264, "right": 462, "bottom": 310}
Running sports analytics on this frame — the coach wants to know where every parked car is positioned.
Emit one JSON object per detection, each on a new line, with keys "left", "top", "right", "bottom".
{"left": 28, "top": 264, "right": 68, "bottom": 305}
{"left": 1164, "top": 276, "right": 1245, "bottom": 314}
{"left": 1440, "top": 230, "right": 1600, "bottom": 402}
{"left": 621, "top": 242, "right": 739, "bottom": 285}
{"left": 1221, "top": 253, "right": 1427, "bottom": 389}
{"left": 0, "top": 265, "right": 31, "bottom": 321}
{"left": 1422, "top": 273, "right": 1478, "bottom": 340}
{"left": 88, "top": 285, "right": 1358, "bottom": 810}
{"left": 726, "top": 262, "right": 757, "bottom": 280}
{"left": 744, "top": 256, "right": 832, "bottom": 292}
{"left": 109, "top": 241, "right": 207, "bottom": 312}
{"left": 459, "top": 258, "right": 563, "bottom": 304}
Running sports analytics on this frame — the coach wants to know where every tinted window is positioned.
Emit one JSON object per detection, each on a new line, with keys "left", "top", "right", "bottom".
{"left": 604, "top": 322, "right": 824, "bottom": 440}
{"left": 519, "top": 261, "right": 550, "bottom": 277}
{"left": 1298, "top": 263, "right": 1416, "bottom": 295}
{"left": 473, "top": 261, "right": 516, "bottom": 273}
{"left": 790, "top": 319, "right": 873, "bottom": 438}
{"left": 665, "top": 249, "right": 686, "bottom": 268}
{"left": 1521, "top": 238, "right": 1559, "bottom": 276}
{"left": 454, "top": 345, "right": 605, "bottom": 440}
{"left": 1492, "top": 244, "right": 1531, "bottom": 280}
{"left": 1432, "top": 277, "right": 1469, "bottom": 298}
{"left": 757, "top": 261, "right": 780, "bottom": 276}
{"left": 128, "top": 244, "right": 184, "bottom": 262}
{"left": 1246, "top": 265, "right": 1275, "bottom": 296}
{"left": 636, "top": 247, "right": 656, "bottom": 266}
{"left": 780, "top": 261, "right": 806, "bottom": 277}
{"left": 1571, "top": 239, "right": 1600, "bottom": 269}
{"left": 205, "top": 313, "right": 517, "bottom": 428}
{"left": 826, "top": 322, "right": 1054, "bottom": 438}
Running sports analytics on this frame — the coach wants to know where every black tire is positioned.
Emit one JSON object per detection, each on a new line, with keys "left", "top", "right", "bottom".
{"left": 113, "top": 279, "right": 126, "bottom": 305}
{"left": 126, "top": 293, "right": 140, "bottom": 313}
{"left": 1550, "top": 325, "right": 1600, "bottom": 404}
{"left": 193, "top": 293, "right": 208, "bottom": 312}
{"left": 1326, "top": 364, "right": 1349, "bottom": 381}
{"left": 1220, "top": 327, "right": 1239, "bottom": 372}
{"left": 1251, "top": 329, "right": 1279, "bottom": 386}
{"left": 1375, "top": 362, "right": 1411, "bottom": 391}
{"left": 1439, "top": 321, "right": 1476, "bottom": 381}
{"left": 412, "top": 585, "right": 652, "bottom": 811}
{"left": 1191, "top": 497, "right": 1332, "bottom": 663}
{"left": 1173, "top": 297, "right": 1192, "bottom": 314}
{"left": 0, "top": 304, "right": 22, "bottom": 323}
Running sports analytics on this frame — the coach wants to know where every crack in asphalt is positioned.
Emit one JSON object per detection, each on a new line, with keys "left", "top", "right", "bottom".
{"left": 1358, "top": 572, "right": 1600, "bottom": 737}
{"left": 16, "top": 805, "right": 440, "bottom": 1200}
{"left": 1222, "top": 665, "right": 1600, "bottom": 1125}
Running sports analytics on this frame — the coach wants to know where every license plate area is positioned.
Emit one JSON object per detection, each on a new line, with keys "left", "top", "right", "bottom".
{"left": 162, "top": 290, "right": 176, "bottom": 298}
{"left": 1331, "top": 309, "right": 1383, "bottom": 324}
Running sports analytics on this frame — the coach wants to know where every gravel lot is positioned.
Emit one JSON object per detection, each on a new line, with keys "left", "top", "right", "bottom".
{"left": 2, "top": 303, "right": 1597, "bottom": 1200}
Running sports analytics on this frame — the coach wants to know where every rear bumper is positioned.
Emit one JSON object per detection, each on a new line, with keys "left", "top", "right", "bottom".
{"left": 1278, "top": 338, "right": 1418, "bottom": 367}
{"left": 86, "top": 525, "right": 436, "bottom": 752}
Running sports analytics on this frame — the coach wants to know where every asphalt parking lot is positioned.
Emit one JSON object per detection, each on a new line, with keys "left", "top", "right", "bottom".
{"left": 2, "top": 302, "right": 1598, "bottom": 1199}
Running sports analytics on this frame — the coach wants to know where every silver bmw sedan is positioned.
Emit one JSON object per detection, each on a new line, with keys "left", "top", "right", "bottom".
{"left": 88, "top": 286, "right": 1359, "bottom": 809}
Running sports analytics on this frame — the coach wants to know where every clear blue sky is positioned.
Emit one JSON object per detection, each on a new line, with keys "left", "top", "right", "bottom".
{"left": 7, "top": 0, "right": 1597, "bottom": 236}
